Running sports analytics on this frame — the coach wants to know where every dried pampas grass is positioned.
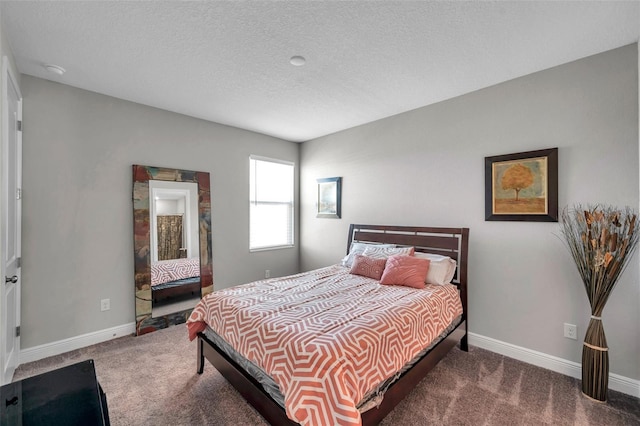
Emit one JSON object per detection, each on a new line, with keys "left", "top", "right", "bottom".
{"left": 560, "top": 204, "right": 639, "bottom": 401}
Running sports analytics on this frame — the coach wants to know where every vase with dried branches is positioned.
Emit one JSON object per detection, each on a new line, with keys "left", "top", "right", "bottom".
{"left": 559, "top": 204, "right": 639, "bottom": 402}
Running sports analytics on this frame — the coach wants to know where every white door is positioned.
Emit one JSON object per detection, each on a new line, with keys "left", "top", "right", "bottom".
{"left": 1, "top": 57, "right": 22, "bottom": 385}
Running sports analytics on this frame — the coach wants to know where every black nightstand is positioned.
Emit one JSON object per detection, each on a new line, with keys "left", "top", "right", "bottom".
{"left": 0, "top": 359, "right": 110, "bottom": 425}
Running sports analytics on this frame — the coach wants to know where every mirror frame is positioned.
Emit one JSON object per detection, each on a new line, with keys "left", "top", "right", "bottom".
{"left": 133, "top": 165, "right": 213, "bottom": 335}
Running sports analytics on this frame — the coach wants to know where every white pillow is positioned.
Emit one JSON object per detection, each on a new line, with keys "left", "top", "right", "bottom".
{"left": 413, "top": 252, "right": 457, "bottom": 285}
{"left": 362, "top": 245, "right": 414, "bottom": 260}
{"left": 341, "top": 242, "right": 395, "bottom": 268}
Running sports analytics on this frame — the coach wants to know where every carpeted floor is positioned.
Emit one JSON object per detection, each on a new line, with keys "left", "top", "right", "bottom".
{"left": 14, "top": 325, "right": 640, "bottom": 425}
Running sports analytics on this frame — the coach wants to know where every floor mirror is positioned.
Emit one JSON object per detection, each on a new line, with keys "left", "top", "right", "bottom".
{"left": 132, "top": 165, "right": 213, "bottom": 335}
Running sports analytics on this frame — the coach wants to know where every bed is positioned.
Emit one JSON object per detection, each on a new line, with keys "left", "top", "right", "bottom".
{"left": 187, "top": 224, "right": 469, "bottom": 425}
{"left": 151, "top": 257, "right": 201, "bottom": 303}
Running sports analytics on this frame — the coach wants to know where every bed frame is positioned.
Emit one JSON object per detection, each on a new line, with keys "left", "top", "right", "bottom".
{"left": 196, "top": 224, "right": 469, "bottom": 425}
{"left": 152, "top": 277, "right": 201, "bottom": 304}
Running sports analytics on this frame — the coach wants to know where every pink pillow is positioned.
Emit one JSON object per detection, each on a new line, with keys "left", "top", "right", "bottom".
{"left": 349, "top": 254, "right": 387, "bottom": 280}
{"left": 380, "top": 255, "right": 430, "bottom": 289}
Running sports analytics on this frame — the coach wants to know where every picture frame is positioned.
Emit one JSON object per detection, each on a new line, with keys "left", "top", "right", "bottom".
{"left": 316, "top": 177, "right": 342, "bottom": 219}
{"left": 485, "top": 148, "right": 558, "bottom": 222}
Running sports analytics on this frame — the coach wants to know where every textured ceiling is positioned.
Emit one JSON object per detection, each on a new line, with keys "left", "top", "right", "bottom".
{"left": 1, "top": 1, "right": 639, "bottom": 142}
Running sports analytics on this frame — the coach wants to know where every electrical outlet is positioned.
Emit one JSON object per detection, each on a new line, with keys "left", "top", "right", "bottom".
{"left": 101, "top": 298, "right": 110, "bottom": 312}
{"left": 564, "top": 323, "right": 577, "bottom": 340}
{"left": 265, "top": 270, "right": 271, "bottom": 279}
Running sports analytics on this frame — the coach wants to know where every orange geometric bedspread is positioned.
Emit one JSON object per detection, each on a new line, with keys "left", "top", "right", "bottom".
{"left": 187, "top": 265, "right": 463, "bottom": 426}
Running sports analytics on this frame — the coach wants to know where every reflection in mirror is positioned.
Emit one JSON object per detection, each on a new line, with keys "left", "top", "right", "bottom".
{"left": 150, "top": 181, "right": 199, "bottom": 261}
{"left": 133, "top": 165, "right": 212, "bottom": 335}
{"left": 149, "top": 181, "right": 201, "bottom": 318}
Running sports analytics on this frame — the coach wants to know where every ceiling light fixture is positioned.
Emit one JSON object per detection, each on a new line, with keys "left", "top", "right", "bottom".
{"left": 44, "top": 64, "right": 66, "bottom": 75}
{"left": 289, "top": 55, "right": 306, "bottom": 67}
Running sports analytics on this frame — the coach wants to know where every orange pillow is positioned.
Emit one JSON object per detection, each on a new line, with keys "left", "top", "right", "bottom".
{"left": 350, "top": 254, "right": 387, "bottom": 280}
{"left": 380, "top": 255, "right": 430, "bottom": 289}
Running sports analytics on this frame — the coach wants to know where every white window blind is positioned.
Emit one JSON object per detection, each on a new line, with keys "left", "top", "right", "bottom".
{"left": 250, "top": 156, "right": 294, "bottom": 250}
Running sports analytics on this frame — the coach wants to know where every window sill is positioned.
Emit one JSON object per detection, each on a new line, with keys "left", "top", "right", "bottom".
{"left": 250, "top": 245, "right": 295, "bottom": 253}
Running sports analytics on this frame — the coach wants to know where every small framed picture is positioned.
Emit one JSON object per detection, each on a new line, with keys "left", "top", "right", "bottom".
{"left": 485, "top": 148, "right": 558, "bottom": 222}
{"left": 316, "top": 177, "right": 342, "bottom": 219}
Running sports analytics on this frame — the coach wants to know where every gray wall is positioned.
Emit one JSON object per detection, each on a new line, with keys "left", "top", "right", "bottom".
{"left": 20, "top": 76, "right": 299, "bottom": 348}
{"left": 0, "top": 9, "right": 20, "bottom": 87}
{"left": 300, "top": 45, "right": 639, "bottom": 380}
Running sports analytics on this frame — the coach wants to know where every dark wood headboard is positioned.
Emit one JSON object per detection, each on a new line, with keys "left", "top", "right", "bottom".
{"left": 347, "top": 224, "right": 469, "bottom": 323}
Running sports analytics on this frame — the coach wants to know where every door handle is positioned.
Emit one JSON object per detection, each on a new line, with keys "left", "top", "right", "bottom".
{"left": 5, "top": 275, "right": 18, "bottom": 284}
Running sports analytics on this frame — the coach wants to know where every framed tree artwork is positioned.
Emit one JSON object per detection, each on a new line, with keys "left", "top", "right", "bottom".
{"left": 485, "top": 148, "right": 558, "bottom": 222}
{"left": 316, "top": 177, "right": 342, "bottom": 219}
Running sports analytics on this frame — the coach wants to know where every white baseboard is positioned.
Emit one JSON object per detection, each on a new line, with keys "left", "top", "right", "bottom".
{"left": 20, "top": 322, "right": 136, "bottom": 365}
{"left": 469, "top": 332, "right": 640, "bottom": 398}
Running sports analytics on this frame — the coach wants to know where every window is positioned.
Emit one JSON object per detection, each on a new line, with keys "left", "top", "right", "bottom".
{"left": 250, "top": 156, "right": 294, "bottom": 250}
